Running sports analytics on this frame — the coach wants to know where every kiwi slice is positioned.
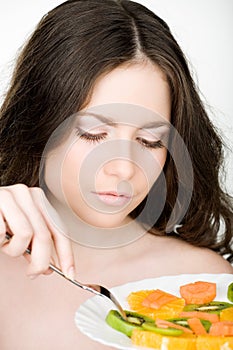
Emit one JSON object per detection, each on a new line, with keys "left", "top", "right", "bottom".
{"left": 168, "top": 317, "right": 211, "bottom": 332}
{"left": 105, "top": 310, "right": 154, "bottom": 337}
{"left": 227, "top": 282, "right": 233, "bottom": 302}
{"left": 168, "top": 317, "right": 190, "bottom": 328}
{"left": 183, "top": 301, "right": 233, "bottom": 314}
{"left": 142, "top": 322, "right": 183, "bottom": 336}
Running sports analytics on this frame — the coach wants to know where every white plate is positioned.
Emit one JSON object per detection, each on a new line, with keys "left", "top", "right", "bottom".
{"left": 75, "top": 273, "right": 233, "bottom": 349}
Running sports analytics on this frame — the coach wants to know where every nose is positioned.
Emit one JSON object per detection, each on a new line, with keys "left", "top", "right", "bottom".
{"left": 103, "top": 138, "right": 137, "bottom": 180}
{"left": 103, "top": 156, "right": 136, "bottom": 180}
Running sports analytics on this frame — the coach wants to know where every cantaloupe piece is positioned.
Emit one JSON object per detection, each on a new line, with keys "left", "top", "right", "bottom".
{"left": 180, "top": 281, "right": 216, "bottom": 305}
{"left": 209, "top": 321, "right": 233, "bottom": 336}
{"left": 187, "top": 318, "right": 207, "bottom": 335}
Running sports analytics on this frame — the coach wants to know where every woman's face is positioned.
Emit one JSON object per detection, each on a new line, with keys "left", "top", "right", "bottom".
{"left": 44, "top": 61, "right": 171, "bottom": 229}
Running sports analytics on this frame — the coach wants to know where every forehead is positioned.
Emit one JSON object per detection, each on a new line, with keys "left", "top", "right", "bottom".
{"left": 83, "top": 61, "right": 171, "bottom": 123}
{"left": 78, "top": 104, "right": 170, "bottom": 129}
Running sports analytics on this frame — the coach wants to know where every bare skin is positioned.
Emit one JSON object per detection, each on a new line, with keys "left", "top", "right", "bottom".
{"left": 1, "top": 62, "right": 232, "bottom": 349}
{"left": 0, "top": 233, "right": 232, "bottom": 350}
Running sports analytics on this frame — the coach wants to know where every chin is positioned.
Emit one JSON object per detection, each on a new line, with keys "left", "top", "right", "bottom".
{"left": 82, "top": 213, "right": 130, "bottom": 229}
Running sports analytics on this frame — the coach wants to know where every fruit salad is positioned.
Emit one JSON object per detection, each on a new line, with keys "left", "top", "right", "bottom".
{"left": 106, "top": 280, "right": 233, "bottom": 350}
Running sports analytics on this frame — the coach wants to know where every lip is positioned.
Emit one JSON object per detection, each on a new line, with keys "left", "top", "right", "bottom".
{"left": 92, "top": 191, "right": 132, "bottom": 207}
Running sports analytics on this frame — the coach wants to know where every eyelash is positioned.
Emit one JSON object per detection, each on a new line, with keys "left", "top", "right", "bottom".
{"left": 75, "top": 128, "right": 164, "bottom": 149}
{"left": 76, "top": 128, "right": 107, "bottom": 144}
{"left": 136, "top": 138, "right": 164, "bottom": 149}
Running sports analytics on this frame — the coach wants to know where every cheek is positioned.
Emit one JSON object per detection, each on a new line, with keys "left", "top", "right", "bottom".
{"left": 44, "top": 141, "right": 91, "bottom": 204}
{"left": 61, "top": 143, "right": 89, "bottom": 195}
{"left": 44, "top": 152, "right": 67, "bottom": 201}
{"left": 144, "top": 148, "right": 167, "bottom": 187}
{"left": 155, "top": 148, "right": 167, "bottom": 169}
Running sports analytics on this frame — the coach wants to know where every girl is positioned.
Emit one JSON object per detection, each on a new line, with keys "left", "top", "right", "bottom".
{"left": 0, "top": 1, "right": 232, "bottom": 349}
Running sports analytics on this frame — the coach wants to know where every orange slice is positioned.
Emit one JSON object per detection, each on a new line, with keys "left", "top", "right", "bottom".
{"left": 127, "top": 290, "right": 185, "bottom": 320}
{"left": 131, "top": 329, "right": 196, "bottom": 350}
{"left": 196, "top": 335, "right": 233, "bottom": 350}
{"left": 220, "top": 307, "right": 233, "bottom": 322}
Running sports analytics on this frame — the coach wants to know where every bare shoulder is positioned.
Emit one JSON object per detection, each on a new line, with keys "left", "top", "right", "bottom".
{"left": 165, "top": 236, "right": 233, "bottom": 274}
{"left": 143, "top": 234, "right": 233, "bottom": 275}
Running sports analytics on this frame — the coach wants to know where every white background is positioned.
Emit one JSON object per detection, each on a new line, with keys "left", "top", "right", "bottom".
{"left": 0, "top": 0, "right": 232, "bottom": 193}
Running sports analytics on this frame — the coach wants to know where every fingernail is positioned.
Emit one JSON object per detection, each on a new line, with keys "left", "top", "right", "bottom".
{"left": 65, "top": 266, "right": 75, "bottom": 280}
{"left": 28, "top": 274, "right": 38, "bottom": 280}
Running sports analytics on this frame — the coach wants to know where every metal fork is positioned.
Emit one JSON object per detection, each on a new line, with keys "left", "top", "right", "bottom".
{"left": 5, "top": 233, "right": 127, "bottom": 320}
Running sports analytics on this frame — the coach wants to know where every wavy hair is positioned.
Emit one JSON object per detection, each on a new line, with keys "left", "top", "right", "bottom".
{"left": 0, "top": 0, "right": 232, "bottom": 261}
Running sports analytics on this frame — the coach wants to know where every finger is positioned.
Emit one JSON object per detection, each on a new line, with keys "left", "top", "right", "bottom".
{"left": 26, "top": 233, "right": 52, "bottom": 277}
{"left": 23, "top": 252, "right": 53, "bottom": 276}
{"left": 30, "top": 188, "right": 76, "bottom": 279}
{"left": 3, "top": 185, "right": 55, "bottom": 276}
{"left": 52, "top": 231, "right": 76, "bottom": 279}
{"left": 0, "top": 212, "right": 6, "bottom": 245}
{"left": 0, "top": 189, "right": 33, "bottom": 256}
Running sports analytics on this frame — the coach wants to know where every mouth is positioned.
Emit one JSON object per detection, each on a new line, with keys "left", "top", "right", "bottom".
{"left": 92, "top": 191, "right": 132, "bottom": 207}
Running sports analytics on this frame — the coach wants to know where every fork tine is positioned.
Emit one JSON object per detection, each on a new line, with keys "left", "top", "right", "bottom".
{"left": 98, "top": 286, "right": 127, "bottom": 320}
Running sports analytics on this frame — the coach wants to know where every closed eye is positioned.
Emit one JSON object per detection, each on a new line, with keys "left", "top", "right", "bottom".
{"left": 136, "top": 137, "right": 164, "bottom": 149}
{"left": 75, "top": 127, "right": 164, "bottom": 149}
{"left": 75, "top": 127, "right": 107, "bottom": 143}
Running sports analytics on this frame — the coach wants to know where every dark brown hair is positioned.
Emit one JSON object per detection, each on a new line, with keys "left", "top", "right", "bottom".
{"left": 0, "top": 0, "right": 232, "bottom": 261}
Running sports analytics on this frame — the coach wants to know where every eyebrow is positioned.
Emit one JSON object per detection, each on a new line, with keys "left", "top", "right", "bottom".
{"left": 78, "top": 112, "right": 115, "bottom": 126}
{"left": 78, "top": 112, "right": 170, "bottom": 130}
